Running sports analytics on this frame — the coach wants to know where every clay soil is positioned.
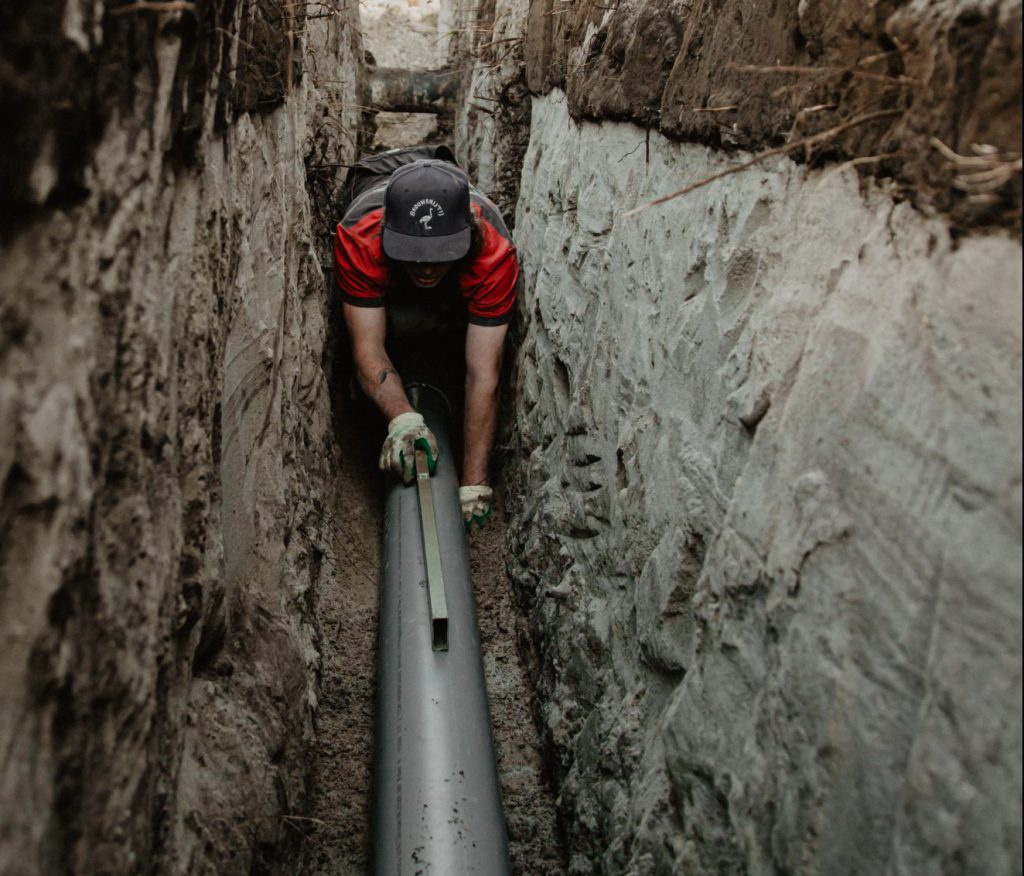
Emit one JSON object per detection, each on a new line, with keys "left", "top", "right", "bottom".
{"left": 298, "top": 392, "right": 564, "bottom": 874}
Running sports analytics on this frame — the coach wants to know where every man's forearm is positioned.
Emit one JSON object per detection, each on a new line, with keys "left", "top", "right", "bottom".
{"left": 355, "top": 351, "right": 413, "bottom": 421}
{"left": 463, "top": 378, "right": 499, "bottom": 486}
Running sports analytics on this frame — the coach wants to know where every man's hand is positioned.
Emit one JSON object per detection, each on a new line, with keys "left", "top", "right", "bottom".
{"left": 459, "top": 485, "right": 493, "bottom": 531}
{"left": 379, "top": 412, "right": 439, "bottom": 484}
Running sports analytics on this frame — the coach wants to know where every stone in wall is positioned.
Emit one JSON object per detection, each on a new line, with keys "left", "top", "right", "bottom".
{"left": 507, "top": 92, "right": 1022, "bottom": 875}
{"left": 0, "top": 2, "right": 362, "bottom": 872}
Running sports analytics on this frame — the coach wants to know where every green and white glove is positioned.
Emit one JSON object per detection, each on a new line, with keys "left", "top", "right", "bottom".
{"left": 379, "top": 412, "right": 438, "bottom": 484}
{"left": 459, "top": 485, "right": 493, "bottom": 532}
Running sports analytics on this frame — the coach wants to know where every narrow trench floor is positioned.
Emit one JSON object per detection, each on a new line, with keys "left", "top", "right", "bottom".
{"left": 299, "top": 397, "right": 564, "bottom": 874}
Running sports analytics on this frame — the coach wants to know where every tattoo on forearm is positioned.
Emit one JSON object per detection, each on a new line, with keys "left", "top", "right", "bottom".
{"left": 373, "top": 367, "right": 399, "bottom": 403}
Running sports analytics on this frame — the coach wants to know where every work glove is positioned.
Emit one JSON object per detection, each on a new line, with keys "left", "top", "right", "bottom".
{"left": 459, "top": 485, "right": 493, "bottom": 532}
{"left": 379, "top": 412, "right": 438, "bottom": 484}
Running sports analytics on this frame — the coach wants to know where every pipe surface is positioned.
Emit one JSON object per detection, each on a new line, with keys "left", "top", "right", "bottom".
{"left": 374, "top": 385, "right": 511, "bottom": 876}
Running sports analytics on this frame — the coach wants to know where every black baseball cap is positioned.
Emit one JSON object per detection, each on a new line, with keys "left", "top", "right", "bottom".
{"left": 382, "top": 160, "right": 472, "bottom": 263}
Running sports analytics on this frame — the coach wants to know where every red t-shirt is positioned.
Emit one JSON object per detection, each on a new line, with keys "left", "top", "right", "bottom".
{"left": 335, "top": 205, "right": 518, "bottom": 326}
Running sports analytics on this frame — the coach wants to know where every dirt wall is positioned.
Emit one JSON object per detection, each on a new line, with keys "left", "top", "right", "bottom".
{"left": 523, "top": 0, "right": 1022, "bottom": 229}
{"left": 0, "top": 3, "right": 362, "bottom": 873}
{"left": 507, "top": 90, "right": 1021, "bottom": 876}
{"left": 445, "top": 0, "right": 533, "bottom": 223}
{"left": 445, "top": 0, "right": 1021, "bottom": 871}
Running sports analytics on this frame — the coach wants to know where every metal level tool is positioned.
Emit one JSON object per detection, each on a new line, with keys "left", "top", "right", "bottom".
{"left": 415, "top": 447, "right": 449, "bottom": 651}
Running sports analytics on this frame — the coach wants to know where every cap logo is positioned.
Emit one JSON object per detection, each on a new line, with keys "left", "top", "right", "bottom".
{"left": 410, "top": 198, "right": 445, "bottom": 231}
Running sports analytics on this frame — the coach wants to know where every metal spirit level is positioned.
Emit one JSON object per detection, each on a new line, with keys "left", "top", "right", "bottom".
{"left": 414, "top": 447, "right": 449, "bottom": 651}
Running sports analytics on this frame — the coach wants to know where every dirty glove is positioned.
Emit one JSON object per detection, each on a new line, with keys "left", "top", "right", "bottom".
{"left": 379, "top": 412, "right": 438, "bottom": 484}
{"left": 459, "top": 485, "right": 493, "bottom": 532}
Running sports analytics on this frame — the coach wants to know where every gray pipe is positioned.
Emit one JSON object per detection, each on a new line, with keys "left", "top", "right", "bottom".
{"left": 374, "top": 384, "right": 512, "bottom": 876}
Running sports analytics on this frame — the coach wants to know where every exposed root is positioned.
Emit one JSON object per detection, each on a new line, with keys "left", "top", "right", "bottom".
{"left": 727, "top": 60, "right": 919, "bottom": 87}
{"left": 624, "top": 109, "right": 903, "bottom": 216}
{"left": 819, "top": 151, "right": 899, "bottom": 184}
{"left": 796, "top": 102, "right": 839, "bottom": 117}
{"left": 930, "top": 138, "right": 1023, "bottom": 204}
{"left": 108, "top": 0, "right": 195, "bottom": 13}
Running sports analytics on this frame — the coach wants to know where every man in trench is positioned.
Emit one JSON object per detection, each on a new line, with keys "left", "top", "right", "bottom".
{"left": 334, "top": 147, "right": 518, "bottom": 530}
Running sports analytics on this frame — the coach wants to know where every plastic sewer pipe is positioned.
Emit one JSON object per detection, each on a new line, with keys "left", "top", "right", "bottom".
{"left": 373, "top": 384, "right": 512, "bottom": 875}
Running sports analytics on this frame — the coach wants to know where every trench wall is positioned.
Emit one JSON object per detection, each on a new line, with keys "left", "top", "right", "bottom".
{"left": 508, "top": 94, "right": 1021, "bottom": 874}
{"left": 450, "top": 0, "right": 1022, "bottom": 871}
{"left": 445, "top": 0, "right": 532, "bottom": 222}
{"left": 0, "top": 3, "right": 362, "bottom": 873}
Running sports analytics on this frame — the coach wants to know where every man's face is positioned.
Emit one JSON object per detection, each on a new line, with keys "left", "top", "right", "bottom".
{"left": 398, "top": 261, "right": 455, "bottom": 289}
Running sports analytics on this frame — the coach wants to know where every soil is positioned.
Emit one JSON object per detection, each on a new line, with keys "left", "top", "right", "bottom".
{"left": 298, "top": 392, "right": 564, "bottom": 874}
{"left": 298, "top": 392, "right": 383, "bottom": 875}
{"left": 470, "top": 498, "right": 565, "bottom": 874}
{"left": 524, "top": 0, "right": 1022, "bottom": 230}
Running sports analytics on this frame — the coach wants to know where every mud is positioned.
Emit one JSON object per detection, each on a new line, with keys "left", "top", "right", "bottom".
{"left": 0, "top": 1, "right": 306, "bottom": 229}
{"left": 299, "top": 392, "right": 382, "bottom": 875}
{"left": 469, "top": 498, "right": 565, "bottom": 874}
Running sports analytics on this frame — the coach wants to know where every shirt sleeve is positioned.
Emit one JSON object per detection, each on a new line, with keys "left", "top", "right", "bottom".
{"left": 334, "top": 212, "right": 388, "bottom": 306}
{"left": 460, "top": 219, "right": 519, "bottom": 326}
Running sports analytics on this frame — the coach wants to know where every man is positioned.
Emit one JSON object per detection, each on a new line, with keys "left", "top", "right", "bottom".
{"left": 334, "top": 149, "right": 518, "bottom": 530}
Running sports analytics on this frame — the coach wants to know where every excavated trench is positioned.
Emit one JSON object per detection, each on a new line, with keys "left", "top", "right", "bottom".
{"left": 296, "top": 3, "right": 563, "bottom": 871}
{"left": 296, "top": 354, "right": 563, "bottom": 875}
{"left": 0, "top": 0, "right": 1020, "bottom": 874}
